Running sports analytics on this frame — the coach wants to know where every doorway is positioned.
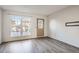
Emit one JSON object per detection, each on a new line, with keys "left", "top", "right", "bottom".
{"left": 37, "top": 18, "right": 44, "bottom": 37}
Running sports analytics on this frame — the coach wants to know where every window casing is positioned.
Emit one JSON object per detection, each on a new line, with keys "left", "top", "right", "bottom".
{"left": 9, "top": 15, "right": 31, "bottom": 37}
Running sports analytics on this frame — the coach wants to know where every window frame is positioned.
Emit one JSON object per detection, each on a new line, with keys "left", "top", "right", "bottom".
{"left": 9, "top": 15, "right": 32, "bottom": 37}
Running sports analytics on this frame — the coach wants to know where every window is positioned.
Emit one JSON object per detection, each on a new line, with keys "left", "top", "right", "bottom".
{"left": 9, "top": 15, "right": 31, "bottom": 37}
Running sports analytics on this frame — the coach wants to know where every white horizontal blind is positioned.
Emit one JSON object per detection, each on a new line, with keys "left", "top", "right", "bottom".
{"left": 9, "top": 15, "right": 31, "bottom": 37}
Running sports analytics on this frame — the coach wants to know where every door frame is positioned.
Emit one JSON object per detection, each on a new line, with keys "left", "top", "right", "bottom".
{"left": 37, "top": 18, "right": 44, "bottom": 37}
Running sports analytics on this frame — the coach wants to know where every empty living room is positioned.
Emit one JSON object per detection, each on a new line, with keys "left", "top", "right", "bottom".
{"left": 0, "top": 5, "right": 79, "bottom": 53}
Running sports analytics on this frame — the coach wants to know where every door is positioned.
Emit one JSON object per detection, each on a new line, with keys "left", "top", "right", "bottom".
{"left": 37, "top": 18, "right": 44, "bottom": 37}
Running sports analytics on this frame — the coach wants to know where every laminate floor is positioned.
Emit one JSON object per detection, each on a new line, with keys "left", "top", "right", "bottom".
{"left": 0, "top": 37, "right": 79, "bottom": 53}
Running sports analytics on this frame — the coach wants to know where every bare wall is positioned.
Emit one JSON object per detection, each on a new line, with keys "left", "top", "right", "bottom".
{"left": 48, "top": 6, "right": 79, "bottom": 48}
{"left": 0, "top": 8, "right": 2, "bottom": 44}
{"left": 2, "top": 11, "right": 48, "bottom": 42}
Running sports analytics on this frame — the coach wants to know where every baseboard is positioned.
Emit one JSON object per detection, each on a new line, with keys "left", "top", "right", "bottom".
{"left": 49, "top": 36, "right": 79, "bottom": 49}
{"left": 36, "top": 36, "right": 49, "bottom": 38}
{"left": 2, "top": 36, "right": 48, "bottom": 44}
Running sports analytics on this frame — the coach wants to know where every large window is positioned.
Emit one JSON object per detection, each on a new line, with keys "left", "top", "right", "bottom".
{"left": 9, "top": 15, "right": 31, "bottom": 37}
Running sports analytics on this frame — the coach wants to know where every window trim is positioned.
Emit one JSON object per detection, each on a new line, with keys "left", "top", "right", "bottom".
{"left": 9, "top": 15, "right": 32, "bottom": 37}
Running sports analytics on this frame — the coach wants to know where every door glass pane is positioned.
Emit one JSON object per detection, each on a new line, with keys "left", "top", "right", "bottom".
{"left": 38, "top": 19, "right": 44, "bottom": 29}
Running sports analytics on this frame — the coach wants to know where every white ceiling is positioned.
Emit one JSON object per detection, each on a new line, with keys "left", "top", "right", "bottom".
{"left": 0, "top": 5, "right": 69, "bottom": 16}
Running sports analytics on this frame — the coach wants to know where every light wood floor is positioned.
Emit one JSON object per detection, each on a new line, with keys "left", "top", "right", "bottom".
{"left": 0, "top": 37, "right": 79, "bottom": 53}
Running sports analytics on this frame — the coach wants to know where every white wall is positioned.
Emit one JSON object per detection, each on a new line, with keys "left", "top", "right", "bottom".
{"left": 48, "top": 6, "right": 79, "bottom": 48}
{"left": 2, "top": 11, "right": 48, "bottom": 42}
{"left": 0, "top": 8, "right": 2, "bottom": 44}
